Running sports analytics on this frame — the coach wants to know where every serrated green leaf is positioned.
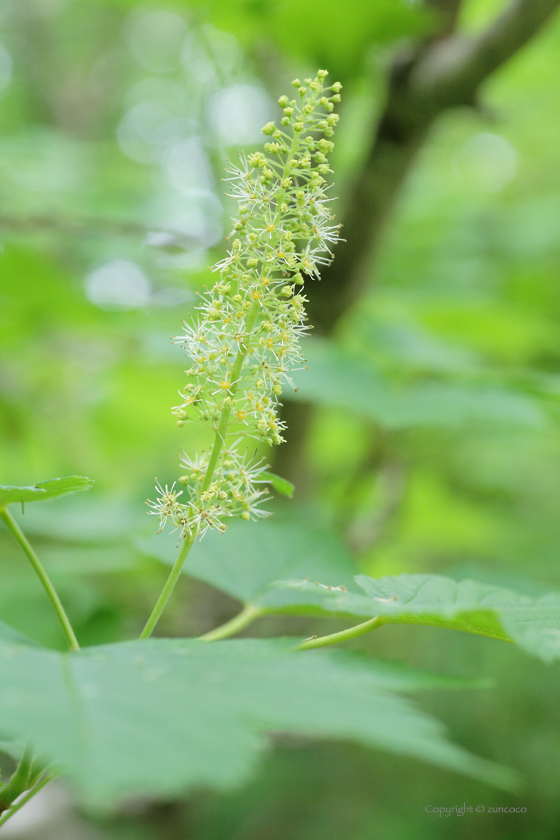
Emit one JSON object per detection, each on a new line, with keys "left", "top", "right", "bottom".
{"left": 0, "top": 638, "right": 517, "bottom": 804}
{"left": 266, "top": 574, "right": 560, "bottom": 663}
{"left": 0, "top": 477, "right": 94, "bottom": 509}
{"left": 356, "top": 574, "right": 560, "bottom": 663}
{"left": 256, "top": 579, "right": 375, "bottom": 615}
{"left": 136, "top": 518, "right": 358, "bottom": 604}
{"left": 260, "top": 471, "right": 295, "bottom": 498}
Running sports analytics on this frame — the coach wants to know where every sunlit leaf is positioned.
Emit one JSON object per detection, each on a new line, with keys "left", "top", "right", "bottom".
{"left": 0, "top": 477, "right": 94, "bottom": 509}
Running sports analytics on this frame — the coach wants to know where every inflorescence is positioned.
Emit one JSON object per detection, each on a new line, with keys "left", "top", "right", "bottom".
{"left": 149, "top": 70, "right": 342, "bottom": 538}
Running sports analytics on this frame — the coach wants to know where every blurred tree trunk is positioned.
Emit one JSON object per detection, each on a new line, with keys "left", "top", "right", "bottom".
{"left": 273, "top": 0, "right": 560, "bottom": 491}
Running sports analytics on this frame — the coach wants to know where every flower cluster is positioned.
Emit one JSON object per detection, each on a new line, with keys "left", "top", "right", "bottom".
{"left": 149, "top": 70, "right": 342, "bottom": 538}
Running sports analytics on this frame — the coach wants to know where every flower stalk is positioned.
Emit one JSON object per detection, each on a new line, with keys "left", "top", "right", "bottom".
{"left": 142, "top": 70, "right": 342, "bottom": 638}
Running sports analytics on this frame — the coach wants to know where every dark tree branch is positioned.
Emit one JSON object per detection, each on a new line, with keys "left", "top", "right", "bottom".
{"left": 425, "top": 0, "right": 463, "bottom": 37}
{"left": 274, "top": 0, "right": 560, "bottom": 489}
{"left": 308, "top": 0, "right": 560, "bottom": 335}
{"left": 415, "top": 0, "right": 560, "bottom": 106}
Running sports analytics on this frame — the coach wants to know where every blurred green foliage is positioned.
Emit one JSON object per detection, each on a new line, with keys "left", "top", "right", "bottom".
{"left": 2, "top": 0, "right": 560, "bottom": 837}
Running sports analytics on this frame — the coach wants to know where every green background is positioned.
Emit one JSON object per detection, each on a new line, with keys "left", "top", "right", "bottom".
{"left": 2, "top": 0, "right": 560, "bottom": 836}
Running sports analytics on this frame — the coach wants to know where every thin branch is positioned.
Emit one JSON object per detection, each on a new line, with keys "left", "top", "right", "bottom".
{"left": 306, "top": 0, "right": 560, "bottom": 334}
{"left": 414, "top": 0, "right": 560, "bottom": 106}
{"left": 200, "top": 604, "right": 264, "bottom": 641}
{"left": 274, "top": 0, "right": 560, "bottom": 486}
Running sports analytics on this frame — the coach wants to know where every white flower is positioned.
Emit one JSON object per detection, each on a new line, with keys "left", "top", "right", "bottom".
{"left": 147, "top": 482, "right": 183, "bottom": 531}
{"left": 150, "top": 70, "right": 342, "bottom": 538}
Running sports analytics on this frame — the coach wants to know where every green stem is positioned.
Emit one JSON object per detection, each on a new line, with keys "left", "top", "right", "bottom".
{"left": 295, "top": 617, "right": 384, "bottom": 651}
{"left": 199, "top": 118, "right": 306, "bottom": 497}
{"left": 0, "top": 773, "right": 53, "bottom": 828}
{"left": 140, "top": 533, "right": 195, "bottom": 639}
{"left": 201, "top": 303, "right": 261, "bottom": 494}
{"left": 0, "top": 507, "right": 79, "bottom": 652}
{"left": 200, "top": 604, "right": 264, "bottom": 641}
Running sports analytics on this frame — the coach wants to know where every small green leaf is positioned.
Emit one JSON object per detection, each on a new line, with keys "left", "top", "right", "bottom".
{"left": 0, "top": 477, "right": 94, "bottom": 509}
{"left": 0, "top": 638, "right": 517, "bottom": 804}
{"left": 260, "top": 471, "right": 295, "bottom": 498}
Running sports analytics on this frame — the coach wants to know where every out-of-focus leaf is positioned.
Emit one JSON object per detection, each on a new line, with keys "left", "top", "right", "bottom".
{"left": 261, "top": 471, "right": 295, "bottom": 498}
{"left": 0, "top": 637, "right": 518, "bottom": 804}
{"left": 11, "top": 497, "right": 146, "bottom": 543}
{"left": 289, "top": 339, "right": 545, "bottom": 429}
{"left": 0, "top": 740, "right": 25, "bottom": 762}
{"left": 183, "top": 0, "right": 429, "bottom": 77}
{"left": 136, "top": 518, "right": 358, "bottom": 603}
{"left": 0, "top": 618, "right": 38, "bottom": 647}
{"left": 39, "top": 546, "right": 141, "bottom": 575}
{"left": 0, "top": 477, "right": 94, "bottom": 509}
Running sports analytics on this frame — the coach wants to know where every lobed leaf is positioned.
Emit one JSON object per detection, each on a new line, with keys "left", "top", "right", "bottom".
{"left": 0, "top": 637, "right": 517, "bottom": 804}
{"left": 266, "top": 574, "right": 560, "bottom": 663}
{"left": 0, "top": 477, "right": 94, "bottom": 509}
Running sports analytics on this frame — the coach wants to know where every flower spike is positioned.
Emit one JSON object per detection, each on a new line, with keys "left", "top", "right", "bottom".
{"left": 149, "top": 70, "right": 342, "bottom": 538}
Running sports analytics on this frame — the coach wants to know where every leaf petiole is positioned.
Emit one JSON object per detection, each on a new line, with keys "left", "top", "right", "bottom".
{"left": 200, "top": 604, "right": 264, "bottom": 641}
{"left": 0, "top": 507, "right": 80, "bottom": 652}
{"left": 295, "top": 617, "right": 384, "bottom": 651}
